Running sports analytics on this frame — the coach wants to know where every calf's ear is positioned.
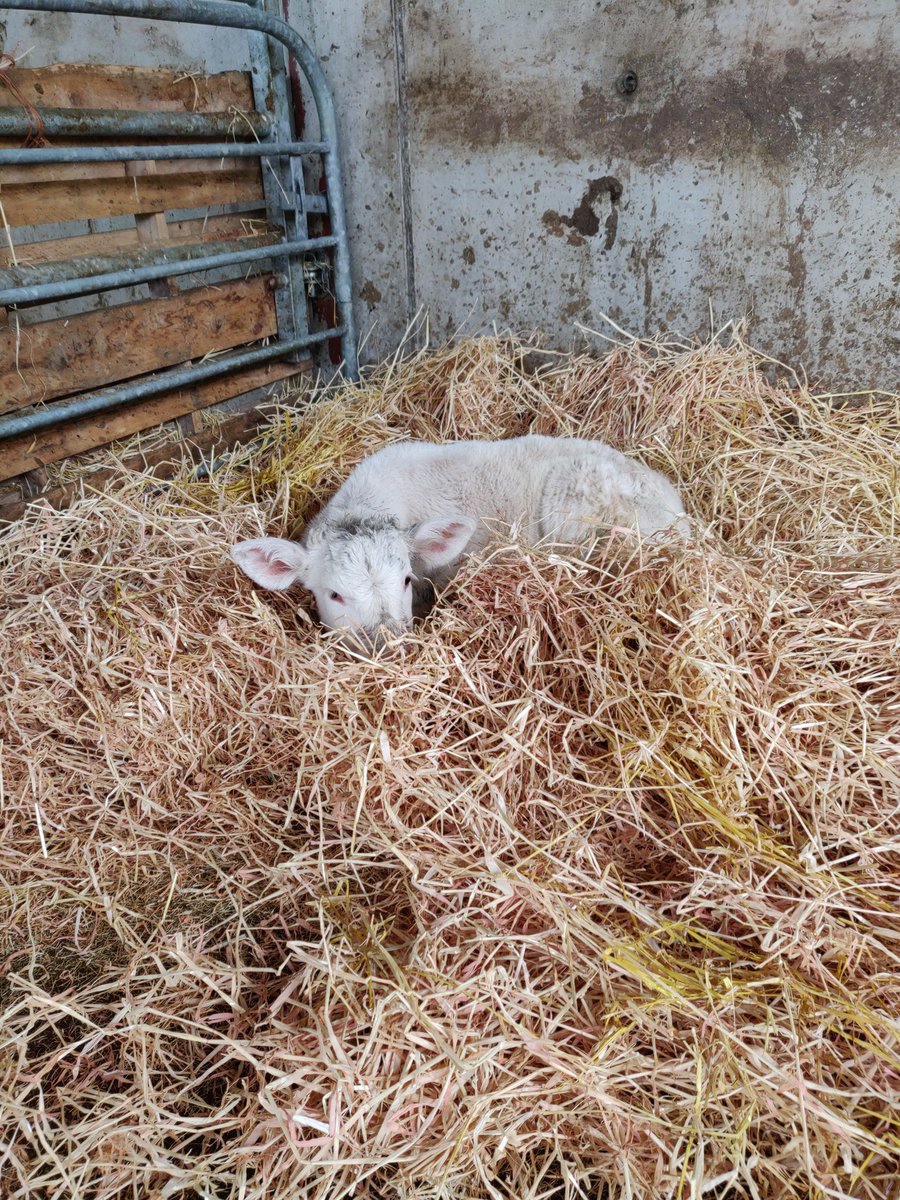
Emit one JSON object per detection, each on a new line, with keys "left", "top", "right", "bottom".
{"left": 410, "top": 515, "right": 477, "bottom": 570}
{"left": 230, "top": 538, "right": 309, "bottom": 590}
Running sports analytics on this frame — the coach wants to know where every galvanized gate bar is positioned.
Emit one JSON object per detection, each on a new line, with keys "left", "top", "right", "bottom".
{"left": 0, "top": 0, "right": 358, "bottom": 444}
{"left": 0, "top": 140, "right": 327, "bottom": 164}
{"left": 0, "top": 235, "right": 338, "bottom": 306}
{"left": 0, "top": 328, "right": 344, "bottom": 440}
{"left": 0, "top": 106, "right": 273, "bottom": 138}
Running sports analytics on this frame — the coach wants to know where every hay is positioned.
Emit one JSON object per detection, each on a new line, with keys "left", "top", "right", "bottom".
{"left": 1, "top": 329, "right": 898, "bottom": 1200}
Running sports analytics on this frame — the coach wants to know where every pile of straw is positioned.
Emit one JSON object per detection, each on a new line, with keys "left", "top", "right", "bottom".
{"left": 1, "top": 330, "right": 898, "bottom": 1199}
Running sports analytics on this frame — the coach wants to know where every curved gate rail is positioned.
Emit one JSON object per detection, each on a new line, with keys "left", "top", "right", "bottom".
{"left": 0, "top": 0, "right": 358, "bottom": 443}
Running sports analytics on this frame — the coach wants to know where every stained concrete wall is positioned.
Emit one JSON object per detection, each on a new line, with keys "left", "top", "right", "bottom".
{"left": 310, "top": 0, "right": 897, "bottom": 388}
{"left": 3, "top": 2, "right": 897, "bottom": 385}
{"left": 399, "top": 0, "right": 899, "bottom": 388}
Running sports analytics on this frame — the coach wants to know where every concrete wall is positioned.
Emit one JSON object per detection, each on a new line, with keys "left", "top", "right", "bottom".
{"left": 314, "top": 0, "right": 898, "bottom": 388}
{"left": 4, "top": 2, "right": 896, "bottom": 385}
{"left": 0, "top": 8, "right": 249, "bottom": 70}
{"left": 406, "top": 0, "right": 898, "bottom": 386}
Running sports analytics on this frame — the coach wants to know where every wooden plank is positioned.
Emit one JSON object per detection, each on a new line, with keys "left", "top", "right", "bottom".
{"left": 0, "top": 360, "right": 307, "bottom": 485}
{"left": 136, "top": 212, "right": 273, "bottom": 242}
{"left": 2, "top": 387, "right": 275, "bottom": 509}
{"left": 0, "top": 275, "right": 278, "bottom": 411}
{"left": 2, "top": 156, "right": 269, "bottom": 186}
{"left": 2, "top": 167, "right": 265, "bottom": 227}
{"left": 0, "top": 403, "right": 269, "bottom": 523}
{"left": 0, "top": 65, "right": 254, "bottom": 113}
{"left": 1, "top": 213, "right": 271, "bottom": 269}
{"left": 13, "top": 465, "right": 50, "bottom": 501}
{"left": 0, "top": 161, "right": 127, "bottom": 184}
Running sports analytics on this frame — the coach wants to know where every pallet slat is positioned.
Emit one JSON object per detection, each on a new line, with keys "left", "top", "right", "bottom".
{"left": 1, "top": 213, "right": 271, "bottom": 269}
{"left": 0, "top": 161, "right": 128, "bottom": 184}
{"left": 0, "top": 405, "right": 264, "bottom": 523}
{"left": 0, "top": 64, "right": 254, "bottom": 113}
{"left": 0, "top": 360, "right": 305, "bottom": 486}
{"left": 0, "top": 275, "right": 278, "bottom": 410}
{"left": 2, "top": 168, "right": 265, "bottom": 227}
{"left": 2, "top": 156, "right": 272, "bottom": 185}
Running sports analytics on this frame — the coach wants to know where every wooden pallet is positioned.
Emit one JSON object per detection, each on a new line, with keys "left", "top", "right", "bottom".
{"left": 0, "top": 63, "right": 309, "bottom": 511}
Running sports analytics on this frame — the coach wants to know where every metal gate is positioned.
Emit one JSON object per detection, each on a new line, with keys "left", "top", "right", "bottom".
{"left": 0, "top": 0, "right": 358, "bottom": 454}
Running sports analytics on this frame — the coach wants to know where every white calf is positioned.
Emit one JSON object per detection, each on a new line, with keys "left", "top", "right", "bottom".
{"left": 231, "top": 435, "right": 688, "bottom": 647}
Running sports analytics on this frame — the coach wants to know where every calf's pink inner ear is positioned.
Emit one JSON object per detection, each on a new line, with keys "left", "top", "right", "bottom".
{"left": 231, "top": 538, "right": 308, "bottom": 591}
{"left": 411, "top": 516, "right": 477, "bottom": 568}
{"left": 422, "top": 524, "right": 463, "bottom": 556}
{"left": 256, "top": 552, "right": 292, "bottom": 578}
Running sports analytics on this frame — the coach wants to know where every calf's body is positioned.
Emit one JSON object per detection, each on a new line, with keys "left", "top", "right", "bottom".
{"left": 231, "top": 435, "right": 688, "bottom": 646}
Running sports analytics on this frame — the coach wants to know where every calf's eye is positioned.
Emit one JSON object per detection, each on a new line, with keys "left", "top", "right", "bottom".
{"left": 329, "top": 591, "right": 344, "bottom": 604}
{"left": 404, "top": 575, "right": 412, "bottom": 588}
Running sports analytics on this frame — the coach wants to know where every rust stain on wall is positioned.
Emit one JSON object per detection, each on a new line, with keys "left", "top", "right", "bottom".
{"left": 359, "top": 280, "right": 383, "bottom": 310}
{"left": 544, "top": 176, "right": 623, "bottom": 249}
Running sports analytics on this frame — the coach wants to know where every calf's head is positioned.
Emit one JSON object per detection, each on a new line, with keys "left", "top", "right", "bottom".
{"left": 231, "top": 514, "right": 476, "bottom": 649}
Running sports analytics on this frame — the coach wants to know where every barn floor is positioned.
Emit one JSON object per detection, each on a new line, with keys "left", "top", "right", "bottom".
{"left": 1, "top": 331, "right": 898, "bottom": 1199}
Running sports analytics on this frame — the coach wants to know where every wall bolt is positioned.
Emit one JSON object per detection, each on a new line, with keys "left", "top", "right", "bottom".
{"left": 618, "top": 70, "right": 638, "bottom": 96}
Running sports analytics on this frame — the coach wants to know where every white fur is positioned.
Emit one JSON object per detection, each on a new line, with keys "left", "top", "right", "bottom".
{"left": 231, "top": 435, "right": 689, "bottom": 647}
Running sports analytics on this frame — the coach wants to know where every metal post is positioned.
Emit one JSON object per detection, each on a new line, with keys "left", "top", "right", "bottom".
{"left": 247, "top": 0, "right": 310, "bottom": 362}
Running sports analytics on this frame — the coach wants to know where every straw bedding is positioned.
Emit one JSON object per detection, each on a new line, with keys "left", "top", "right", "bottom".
{"left": 1, "top": 331, "right": 898, "bottom": 1199}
